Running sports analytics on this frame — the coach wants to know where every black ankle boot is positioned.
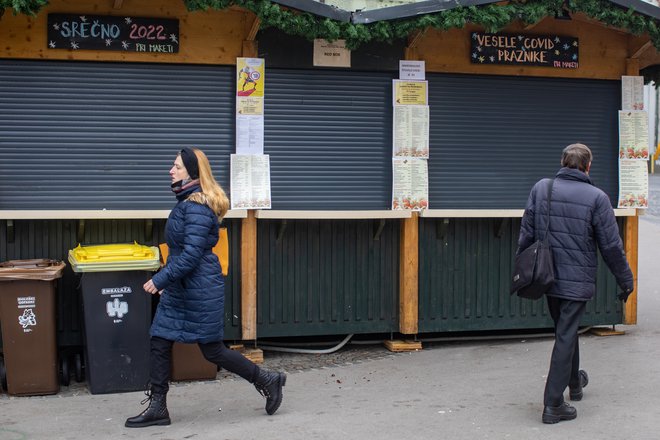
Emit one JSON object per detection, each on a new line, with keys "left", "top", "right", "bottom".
{"left": 254, "top": 368, "right": 287, "bottom": 415}
{"left": 125, "top": 390, "right": 171, "bottom": 428}
{"left": 569, "top": 369, "right": 589, "bottom": 401}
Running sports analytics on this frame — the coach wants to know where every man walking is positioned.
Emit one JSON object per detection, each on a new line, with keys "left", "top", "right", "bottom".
{"left": 517, "top": 143, "right": 634, "bottom": 424}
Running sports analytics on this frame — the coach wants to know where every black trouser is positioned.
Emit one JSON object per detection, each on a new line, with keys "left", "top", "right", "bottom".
{"left": 543, "top": 296, "right": 587, "bottom": 407}
{"left": 150, "top": 336, "right": 259, "bottom": 394}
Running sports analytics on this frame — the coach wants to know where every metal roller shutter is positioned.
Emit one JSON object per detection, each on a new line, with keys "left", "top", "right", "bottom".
{"left": 0, "top": 59, "right": 234, "bottom": 209}
{"left": 265, "top": 68, "right": 394, "bottom": 210}
{"left": 427, "top": 73, "right": 620, "bottom": 208}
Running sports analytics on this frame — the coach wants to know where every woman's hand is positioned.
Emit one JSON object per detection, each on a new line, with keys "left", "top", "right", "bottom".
{"left": 143, "top": 279, "right": 162, "bottom": 295}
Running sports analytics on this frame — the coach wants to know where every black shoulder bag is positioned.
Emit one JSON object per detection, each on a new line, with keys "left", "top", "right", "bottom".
{"left": 510, "top": 179, "right": 556, "bottom": 300}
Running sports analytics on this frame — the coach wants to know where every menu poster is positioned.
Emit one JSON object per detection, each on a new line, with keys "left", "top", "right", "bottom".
{"left": 230, "top": 154, "right": 272, "bottom": 209}
{"left": 618, "top": 111, "right": 649, "bottom": 159}
{"left": 392, "top": 157, "right": 428, "bottom": 210}
{"left": 236, "top": 57, "right": 265, "bottom": 115}
{"left": 236, "top": 115, "right": 264, "bottom": 154}
{"left": 393, "top": 106, "right": 430, "bottom": 158}
{"left": 618, "top": 159, "right": 648, "bottom": 208}
{"left": 393, "top": 80, "right": 428, "bottom": 106}
{"left": 622, "top": 76, "right": 644, "bottom": 111}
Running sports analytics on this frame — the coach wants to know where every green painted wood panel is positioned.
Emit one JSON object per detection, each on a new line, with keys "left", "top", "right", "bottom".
{"left": 418, "top": 217, "right": 623, "bottom": 333}
{"left": 257, "top": 219, "right": 399, "bottom": 337}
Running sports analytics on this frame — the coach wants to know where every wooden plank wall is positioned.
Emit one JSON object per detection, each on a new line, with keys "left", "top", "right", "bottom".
{"left": 0, "top": 0, "right": 249, "bottom": 65}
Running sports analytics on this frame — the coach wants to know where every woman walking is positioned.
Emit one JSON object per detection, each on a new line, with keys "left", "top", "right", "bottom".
{"left": 125, "top": 147, "right": 286, "bottom": 428}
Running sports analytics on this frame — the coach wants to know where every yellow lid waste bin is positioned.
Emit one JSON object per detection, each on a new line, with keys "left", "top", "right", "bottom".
{"left": 69, "top": 243, "right": 159, "bottom": 394}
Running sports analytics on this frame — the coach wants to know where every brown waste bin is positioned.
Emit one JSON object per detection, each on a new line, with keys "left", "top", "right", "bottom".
{"left": 0, "top": 259, "right": 66, "bottom": 396}
{"left": 171, "top": 342, "right": 217, "bottom": 381}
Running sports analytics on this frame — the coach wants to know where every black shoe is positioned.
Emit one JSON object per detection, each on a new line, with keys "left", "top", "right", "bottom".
{"left": 569, "top": 370, "right": 589, "bottom": 401}
{"left": 542, "top": 402, "right": 577, "bottom": 424}
{"left": 254, "top": 368, "right": 287, "bottom": 415}
{"left": 125, "top": 391, "right": 171, "bottom": 428}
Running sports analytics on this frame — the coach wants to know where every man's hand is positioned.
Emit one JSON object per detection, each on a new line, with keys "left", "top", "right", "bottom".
{"left": 618, "top": 287, "right": 634, "bottom": 303}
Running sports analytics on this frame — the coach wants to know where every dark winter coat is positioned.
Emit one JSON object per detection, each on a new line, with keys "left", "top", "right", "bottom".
{"left": 517, "top": 167, "right": 633, "bottom": 301}
{"left": 150, "top": 184, "right": 224, "bottom": 343}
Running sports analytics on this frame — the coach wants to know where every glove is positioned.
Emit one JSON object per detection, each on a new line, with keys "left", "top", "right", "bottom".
{"left": 618, "top": 287, "right": 633, "bottom": 303}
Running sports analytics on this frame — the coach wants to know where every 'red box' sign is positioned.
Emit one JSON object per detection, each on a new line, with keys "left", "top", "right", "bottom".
{"left": 47, "top": 14, "right": 179, "bottom": 53}
{"left": 470, "top": 32, "right": 578, "bottom": 69}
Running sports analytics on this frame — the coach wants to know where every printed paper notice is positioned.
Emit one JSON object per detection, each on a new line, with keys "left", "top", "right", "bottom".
{"left": 618, "top": 159, "right": 648, "bottom": 208}
{"left": 393, "top": 80, "right": 428, "bottom": 106}
{"left": 622, "top": 76, "right": 644, "bottom": 110}
{"left": 392, "top": 157, "right": 428, "bottom": 210}
{"left": 393, "top": 106, "right": 429, "bottom": 158}
{"left": 237, "top": 57, "right": 265, "bottom": 115}
{"left": 230, "top": 154, "right": 271, "bottom": 209}
{"left": 236, "top": 115, "right": 264, "bottom": 154}
{"left": 618, "top": 111, "right": 649, "bottom": 159}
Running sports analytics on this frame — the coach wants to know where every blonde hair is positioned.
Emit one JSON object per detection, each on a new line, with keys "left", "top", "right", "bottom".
{"left": 185, "top": 148, "right": 229, "bottom": 218}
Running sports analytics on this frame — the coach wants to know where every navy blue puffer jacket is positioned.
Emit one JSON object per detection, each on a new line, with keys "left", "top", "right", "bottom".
{"left": 517, "top": 167, "right": 633, "bottom": 301}
{"left": 150, "top": 184, "right": 224, "bottom": 343}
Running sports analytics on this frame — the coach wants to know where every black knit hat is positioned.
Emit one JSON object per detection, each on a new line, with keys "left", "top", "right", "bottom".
{"left": 180, "top": 147, "right": 199, "bottom": 179}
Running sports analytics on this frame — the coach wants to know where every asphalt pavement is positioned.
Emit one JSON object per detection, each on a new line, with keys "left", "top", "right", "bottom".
{"left": 2, "top": 176, "right": 660, "bottom": 440}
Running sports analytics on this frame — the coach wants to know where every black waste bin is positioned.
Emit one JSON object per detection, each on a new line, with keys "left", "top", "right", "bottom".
{"left": 0, "top": 259, "right": 65, "bottom": 396}
{"left": 69, "top": 243, "right": 160, "bottom": 394}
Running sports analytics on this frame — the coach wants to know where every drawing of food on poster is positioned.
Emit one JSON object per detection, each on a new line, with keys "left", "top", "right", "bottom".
{"left": 618, "top": 111, "right": 649, "bottom": 159}
{"left": 230, "top": 154, "right": 272, "bottom": 209}
{"left": 618, "top": 159, "right": 648, "bottom": 208}
{"left": 392, "top": 157, "right": 428, "bottom": 210}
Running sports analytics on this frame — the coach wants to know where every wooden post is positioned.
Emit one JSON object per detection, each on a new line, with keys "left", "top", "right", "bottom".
{"left": 241, "top": 210, "right": 258, "bottom": 339}
{"left": 239, "top": 17, "right": 260, "bottom": 340}
{"left": 624, "top": 215, "right": 638, "bottom": 324}
{"left": 396, "top": 37, "right": 424, "bottom": 335}
{"left": 399, "top": 212, "right": 419, "bottom": 334}
{"left": 623, "top": 57, "right": 640, "bottom": 324}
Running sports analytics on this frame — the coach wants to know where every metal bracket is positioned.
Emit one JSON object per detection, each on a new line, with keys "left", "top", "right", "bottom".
{"left": 276, "top": 220, "right": 288, "bottom": 242}
{"left": 77, "top": 219, "right": 85, "bottom": 244}
{"left": 373, "top": 219, "right": 386, "bottom": 241}
{"left": 436, "top": 218, "right": 449, "bottom": 240}
{"left": 6, "top": 220, "right": 14, "bottom": 244}
{"left": 495, "top": 218, "right": 507, "bottom": 238}
{"left": 145, "top": 219, "right": 153, "bottom": 242}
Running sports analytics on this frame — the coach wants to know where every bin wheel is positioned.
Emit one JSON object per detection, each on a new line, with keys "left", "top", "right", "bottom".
{"left": 0, "top": 357, "right": 7, "bottom": 392}
{"left": 74, "top": 353, "right": 84, "bottom": 383}
{"left": 60, "top": 356, "right": 70, "bottom": 387}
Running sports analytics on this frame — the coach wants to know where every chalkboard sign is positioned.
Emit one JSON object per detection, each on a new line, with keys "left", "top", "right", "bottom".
{"left": 47, "top": 14, "right": 179, "bottom": 53}
{"left": 470, "top": 32, "right": 578, "bottom": 69}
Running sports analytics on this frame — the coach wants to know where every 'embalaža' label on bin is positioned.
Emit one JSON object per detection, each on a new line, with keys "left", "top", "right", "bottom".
{"left": 101, "top": 286, "right": 131, "bottom": 324}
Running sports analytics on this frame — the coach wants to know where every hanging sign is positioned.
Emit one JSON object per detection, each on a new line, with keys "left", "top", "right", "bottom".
{"left": 47, "top": 14, "right": 179, "bottom": 53}
{"left": 313, "top": 39, "right": 351, "bottom": 67}
{"left": 470, "top": 32, "right": 578, "bottom": 68}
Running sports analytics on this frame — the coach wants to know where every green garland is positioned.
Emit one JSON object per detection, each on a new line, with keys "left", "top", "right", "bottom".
{"left": 184, "top": 0, "right": 660, "bottom": 49}
{"left": 1, "top": 0, "right": 48, "bottom": 15}
{"left": 3, "top": 0, "right": 659, "bottom": 49}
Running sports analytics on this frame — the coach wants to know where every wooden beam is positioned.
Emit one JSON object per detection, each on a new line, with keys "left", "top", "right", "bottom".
{"left": 241, "top": 210, "right": 258, "bottom": 340}
{"left": 242, "top": 40, "right": 258, "bottom": 58}
{"left": 407, "top": 29, "right": 426, "bottom": 50}
{"left": 630, "top": 40, "right": 653, "bottom": 59}
{"left": 113, "top": 0, "right": 123, "bottom": 9}
{"left": 399, "top": 213, "right": 419, "bottom": 334}
{"left": 246, "top": 17, "right": 260, "bottom": 41}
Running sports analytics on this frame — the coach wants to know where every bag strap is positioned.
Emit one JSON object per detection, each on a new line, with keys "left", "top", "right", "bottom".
{"left": 543, "top": 178, "right": 554, "bottom": 242}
